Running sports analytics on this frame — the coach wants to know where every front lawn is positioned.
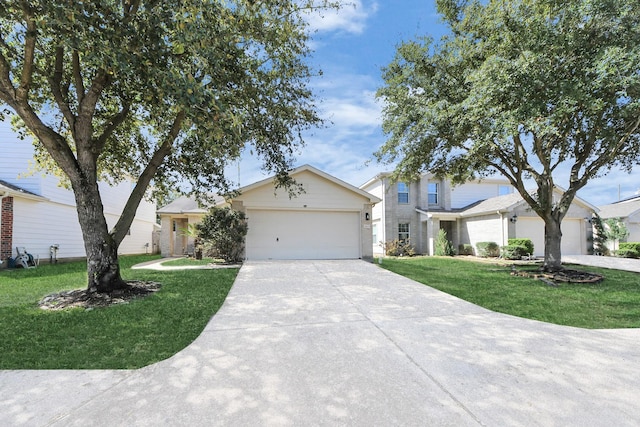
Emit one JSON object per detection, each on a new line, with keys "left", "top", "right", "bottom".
{"left": 378, "top": 256, "right": 640, "bottom": 329}
{"left": 0, "top": 255, "right": 238, "bottom": 369}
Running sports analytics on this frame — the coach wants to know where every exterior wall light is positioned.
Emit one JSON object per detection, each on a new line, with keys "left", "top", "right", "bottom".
{"left": 365, "top": 212, "right": 370, "bottom": 221}
{"left": 510, "top": 214, "right": 518, "bottom": 223}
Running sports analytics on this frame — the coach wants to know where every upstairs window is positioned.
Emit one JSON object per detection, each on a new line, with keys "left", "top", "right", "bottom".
{"left": 398, "top": 182, "right": 409, "bottom": 204}
{"left": 428, "top": 182, "right": 439, "bottom": 205}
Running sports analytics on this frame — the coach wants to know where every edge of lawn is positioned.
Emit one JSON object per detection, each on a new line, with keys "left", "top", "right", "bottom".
{"left": 377, "top": 255, "right": 640, "bottom": 329}
{"left": 0, "top": 254, "right": 238, "bottom": 369}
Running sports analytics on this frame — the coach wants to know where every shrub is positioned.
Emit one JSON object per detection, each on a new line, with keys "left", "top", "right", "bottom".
{"left": 434, "top": 229, "right": 455, "bottom": 256}
{"left": 615, "top": 246, "right": 640, "bottom": 259}
{"left": 476, "top": 241, "right": 500, "bottom": 257}
{"left": 197, "top": 207, "right": 248, "bottom": 263}
{"left": 501, "top": 244, "right": 528, "bottom": 260}
{"left": 507, "top": 238, "right": 534, "bottom": 255}
{"left": 458, "top": 244, "right": 474, "bottom": 256}
{"left": 619, "top": 242, "right": 640, "bottom": 256}
{"left": 384, "top": 239, "right": 416, "bottom": 257}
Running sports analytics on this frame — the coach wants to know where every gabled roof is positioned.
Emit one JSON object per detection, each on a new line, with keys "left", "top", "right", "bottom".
{"left": 0, "top": 179, "right": 47, "bottom": 201}
{"left": 240, "top": 164, "right": 381, "bottom": 204}
{"left": 459, "top": 192, "right": 526, "bottom": 216}
{"left": 420, "top": 187, "right": 596, "bottom": 219}
{"left": 598, "top": 198, "right": 640, "bottom": 219}
{"left": 157, "top": 195, "right": 212, "bottom": 215}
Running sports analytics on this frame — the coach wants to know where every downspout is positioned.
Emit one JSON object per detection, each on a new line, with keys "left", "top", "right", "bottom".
{"left": 0, "top": 192, "right": 8, "bottom": 265}
{"left": 381, "top": 176, "right": 386, "bottom": 256}
{"left": 497, "top": 211, "right": 505, "bottom": 247}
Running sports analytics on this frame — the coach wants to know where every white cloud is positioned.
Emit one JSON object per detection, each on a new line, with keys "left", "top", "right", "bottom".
{"left": 306, "top": 1, "right": 379, "bottom": 35}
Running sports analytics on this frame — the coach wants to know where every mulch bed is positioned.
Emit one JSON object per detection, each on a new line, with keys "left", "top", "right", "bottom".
{"left": 510, "top": 267, "right": 604, "bottom": 286}
{"left": 39, "top": 281, "right": 161, "bottom": 310}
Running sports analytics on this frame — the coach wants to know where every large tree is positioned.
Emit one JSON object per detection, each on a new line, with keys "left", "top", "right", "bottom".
{"left": 375, "top": 0, "right": 640, "bottom": 271}
{"left": 0, "top": 0, "right": 336, "bottom": 292}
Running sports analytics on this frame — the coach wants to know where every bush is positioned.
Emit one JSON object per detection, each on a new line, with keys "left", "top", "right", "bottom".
{"left": 615, "top": 248, "right": 640, "bottom": 259}
{"left": 476, "top": 241, "right": 500, "bottom": 257}
{"left": 507, "top": 238, "right": 534, "bottom": 255}
{"left": 384, "top": 239, "right": 416, "bottom": 257}
{"left": 619, "top": 242, "right": 640, "bottom": 256}
{"left": 197, "top": 207, "right": 248, "bottom": 263}
{"left": 458, "top": 244, "right": 474, "bottom": 256}
{"left": 501, "top": 244, "right": 529, "bottom": 260}
{"left": 434, "top": 229, "right": 455, "bottom": 256}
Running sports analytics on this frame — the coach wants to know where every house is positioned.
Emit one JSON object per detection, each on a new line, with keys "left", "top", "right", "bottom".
{"left": 360, "top": 172, "right": 596, "bottom": 257}
{"left": 0, "top": 122, "right": 158, "bottom": 267}
{"left": 597, "top": 194, "right": 640, "bottom": 246}
{"left": 157, "top": 165, "right": 381, "bottom": 260}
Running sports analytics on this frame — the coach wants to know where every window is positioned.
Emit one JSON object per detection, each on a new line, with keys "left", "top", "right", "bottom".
{"left": 372, "top": 224, "right": 378, "bottom": 245}
{"left": 398, "top": 182, "right": 409, "bottom": 204}
{"left": 428, "top": 182, "right": 439, "bottom": 205}
{"left": 398, "top": 223, "right": 410, "bottom": 241}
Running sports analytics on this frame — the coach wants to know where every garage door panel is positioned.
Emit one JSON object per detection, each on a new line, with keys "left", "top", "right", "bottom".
{"left": 246, "top": 210, "right": 360, "bottom": 260}
{"left": 516, "top": 218, "right": 583, "bottom": 256}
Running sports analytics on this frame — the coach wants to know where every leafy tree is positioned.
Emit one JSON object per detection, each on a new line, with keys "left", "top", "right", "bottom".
{"left": 0, "top": 0, "right": 337, "bottom": 292}
{"left": 375, "top": 0, "right": 640, "bottom": 271}
{"left": 604, "top": 217, "right": 630, "bottom": 252}
{"left": 197, "top": 207, "right": 248, "bottom": 264}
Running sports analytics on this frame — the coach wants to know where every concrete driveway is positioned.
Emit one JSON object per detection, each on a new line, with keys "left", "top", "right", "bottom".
{"left": 2, "top": 260, "right": 640, "bottom": 426}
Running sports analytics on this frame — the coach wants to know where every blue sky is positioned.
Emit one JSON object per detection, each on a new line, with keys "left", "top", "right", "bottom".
{"left": 233, "top": 1, "right": 640, "bottom": 206}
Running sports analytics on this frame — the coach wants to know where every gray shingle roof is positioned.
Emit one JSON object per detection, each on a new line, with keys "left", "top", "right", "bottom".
{"left": 460, "top": 192, "right": 526, "bottom": 216}
{"left": 598, "top": 197, "right": 640, "bottom": 219}
{"left": 157, "top": 195, "right": 211, "bottom": 214}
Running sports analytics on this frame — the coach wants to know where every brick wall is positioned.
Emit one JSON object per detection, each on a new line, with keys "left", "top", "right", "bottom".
{"left": 1, "top": 196, "right": 13, "bottom": 263}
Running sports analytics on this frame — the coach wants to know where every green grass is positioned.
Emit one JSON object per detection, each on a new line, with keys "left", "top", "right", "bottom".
{"left": 0, "top": 255, "right": 238, "bottom": 369}
{"left": 378, "top": 256, "right": 640, "bottom": 329}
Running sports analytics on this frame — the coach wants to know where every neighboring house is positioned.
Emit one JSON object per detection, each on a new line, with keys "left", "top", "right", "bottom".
{"left": 361, "top": 173, "right": 596, "bottom": 257}
{"left": 597, "top": 194, "right": 640, "bottom": 247}
{"left": 157, "top": 164, "right": 381, "bottom": 260}
{"left": 0, "top": 122, "right": 158, "bottom": 267}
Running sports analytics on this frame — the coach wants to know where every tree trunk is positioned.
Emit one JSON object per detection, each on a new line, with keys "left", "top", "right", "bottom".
{"left": 543, "top": 217, "right": 563, "bottom": 272}
{"left": 74, "top": 180, "right": 128, "bottom": 294}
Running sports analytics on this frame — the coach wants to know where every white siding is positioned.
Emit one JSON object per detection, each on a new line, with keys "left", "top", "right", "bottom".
{"left": 451, "top": 182, "right": 513, "bottom": 209}
{"left": 461, "top": 215, "right": 505, "bottom": 250}
{"left": 2, "top": 120, "right": 157, "bottom": 260}
{"left": 240, "top": 170, "right": 369, "bottom": 210}
{"left": 0, "top": 122, "right": 42, "bottom": 194}
{"left": 628, "top": 212, "right": 640, "bottom": 243}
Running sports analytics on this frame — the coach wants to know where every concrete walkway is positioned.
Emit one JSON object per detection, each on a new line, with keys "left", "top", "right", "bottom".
{"left": 2, "top": 260, "right": 640, "bottom": 426}
{"left": 563, "top": 254, "right": 640, "bottom": 273}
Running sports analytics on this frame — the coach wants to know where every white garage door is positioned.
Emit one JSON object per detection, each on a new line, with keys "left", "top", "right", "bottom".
{"left": 245, "top": 209, "right": 360, "bottom": 260}
{"left": 517, "top": 218, "right": 583, "bottom": 256}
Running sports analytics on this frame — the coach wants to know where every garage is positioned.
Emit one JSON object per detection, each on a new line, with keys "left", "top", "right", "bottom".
{"left": 517, "top": 218, "right": 584, "bottom": 256}
{"left": 231, "top": 165, "right": 381, "bottom": 261}
{"left": 245, "top": 209, "right": 360, "bottom": 260}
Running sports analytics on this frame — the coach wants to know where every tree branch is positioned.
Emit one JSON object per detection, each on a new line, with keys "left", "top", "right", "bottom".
{"left": 49, "top": 46, "right": 77, "bottom": 135}
{"left": 111, "top": 110, "right": 185, "bottom": 245}
{"left": 0, "top": 39, "right": 16, "bottom": 102}
{"left": 72, "top": 50, "right": 85, "bottom": 105}
{"left": 94, "top": 102, "right": 131, "bottom": 154}
{"left": 16, "top": 2, "right": 37, "bottom": 102}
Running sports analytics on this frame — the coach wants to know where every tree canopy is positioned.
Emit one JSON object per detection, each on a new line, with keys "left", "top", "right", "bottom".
{"left": 375, "top": 0, "right": 640, "bottom": 270}
{"left": 0, "top": 0, "right": 336, "bottom": 291}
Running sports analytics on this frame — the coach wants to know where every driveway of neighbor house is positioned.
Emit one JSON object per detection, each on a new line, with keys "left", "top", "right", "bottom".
{"left": 2, "top": 260, "right": 640, "bottom": 426}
